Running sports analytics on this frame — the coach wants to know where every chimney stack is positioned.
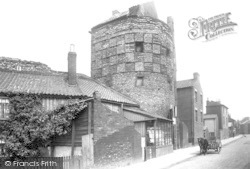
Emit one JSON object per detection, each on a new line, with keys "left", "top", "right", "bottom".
{"left": 68, "top": 44, "right": 77, "bottom": 85}
{"left": 193, "top": 72, "right": 200, "bottom": 80}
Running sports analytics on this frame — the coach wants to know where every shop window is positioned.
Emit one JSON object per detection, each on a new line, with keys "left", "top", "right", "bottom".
{"left": 146, "top": 121, "right": 155, "bottom": 146}
{"left": 146, "top": 121, "right": 172, "bottom": 147}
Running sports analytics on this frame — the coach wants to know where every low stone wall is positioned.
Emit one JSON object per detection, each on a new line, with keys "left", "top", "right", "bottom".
{"left": 94, "top": 126, "right": 142, "bottom": 168}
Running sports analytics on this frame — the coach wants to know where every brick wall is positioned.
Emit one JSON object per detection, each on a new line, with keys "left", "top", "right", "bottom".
{"left": 177, "top": 75, "right": 203, "bottom": 145}
{"left": 91, "top": 15, "right": 176, "bottom": 118}
{"left": 93, "top": 99, "right": 142, "bottom": 168}
{"left": 177, "top": 87, "right": 193, "bottom": 138}
{"left": 193, "top": 77, "right": 203, "bottom": 144}
{"left": 179, "top": 121, "right": 190, "bottom": 148}
{"left": 94, "top": 126, "right": 142, "bottom": 168}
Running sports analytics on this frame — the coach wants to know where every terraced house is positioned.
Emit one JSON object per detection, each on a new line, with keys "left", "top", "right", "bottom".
{"left": 177, "top": 73, "right": 204, "bottom": 145}
{"left": 206, "top": 100, "right": 229, "bottom": 139}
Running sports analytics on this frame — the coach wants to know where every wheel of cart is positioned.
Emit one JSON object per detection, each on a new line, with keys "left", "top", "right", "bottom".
{"left": 208, "top": 137, "right": 222, "bottom": 154}
{"left": 215, "top": 141, "right": 222, "bottom": 153}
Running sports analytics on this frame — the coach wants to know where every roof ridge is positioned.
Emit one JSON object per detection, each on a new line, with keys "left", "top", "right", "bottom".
{"left": 177, "top": 78, "right": 194, "bottom": 82}
{"left": 82, "top": 77, "right": 140, "bottom": 105}
{"left": 0, "top": 68, "right": 67, "bottom": 77}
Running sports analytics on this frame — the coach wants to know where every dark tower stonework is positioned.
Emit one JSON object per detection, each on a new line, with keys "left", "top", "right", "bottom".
{"left": 90, "top": 4, "right": 176, "bottom": 118}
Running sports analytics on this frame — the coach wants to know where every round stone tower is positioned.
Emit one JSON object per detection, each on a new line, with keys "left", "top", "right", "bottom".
{"left": 90, "top": 4, "right": 176, "bottom": 118}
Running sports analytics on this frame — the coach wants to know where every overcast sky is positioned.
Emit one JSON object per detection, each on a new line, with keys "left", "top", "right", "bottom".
{"left": 0, "top": 0, "right": 249, "bottom": 120}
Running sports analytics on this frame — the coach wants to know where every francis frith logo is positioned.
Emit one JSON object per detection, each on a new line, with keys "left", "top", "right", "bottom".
{"left": 188, "top": 13, "right": 237, "bottom": 41}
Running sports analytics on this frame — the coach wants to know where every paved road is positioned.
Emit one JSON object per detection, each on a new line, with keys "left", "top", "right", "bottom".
{"left": 165, "top": 136, "right": 250, "bottom": 169}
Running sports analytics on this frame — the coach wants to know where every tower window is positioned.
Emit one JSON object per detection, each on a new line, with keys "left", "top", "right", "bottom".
{"left": 166, "top": 48, "right": 171, "bottom": 57}
{"left": 136, "top": 76, "right": 144, "bottom": 86}
{"left": 135, "top": 42, "right": 144, "bottom": 52}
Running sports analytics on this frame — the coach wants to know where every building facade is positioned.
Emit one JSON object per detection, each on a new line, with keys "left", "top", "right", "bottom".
{"left": 239, "top": 117, "right": 250, "bottom": 134}
{"left": 90, "top": 3, "right": 176, "bottom": 119}
{"left": 177, "top": 73, "right": 204, "bottom": 145}
{"left": 90, "top": 2, "right": 176, "bottom": 156}
{"left": 204, "top": 114, "right": 219, "bottom": 138}
{"left": 206, "top": 100, "right": 229, "bottom": 139}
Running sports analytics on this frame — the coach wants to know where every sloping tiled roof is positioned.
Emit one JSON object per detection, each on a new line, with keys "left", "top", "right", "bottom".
{"left": 0, "top": 69, "right": 138, "bottom": 105}
{"left": 77, "top": 75, "right": 138, "bottom": 105}
{"left": 177, "top": 79, "right": 194, "bottom": 89}
{"left": 240, "top": 117, "right": 250, "bottom": 124}
{"left": 123, "top": 106, "right": 172, "bottom": 121}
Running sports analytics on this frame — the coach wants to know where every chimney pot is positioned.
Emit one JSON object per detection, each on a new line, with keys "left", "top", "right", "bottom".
{"left": 112, "top": 10, "right": 120, "bottom": 16}
{"left": 70, "top": 44, "right": 75, "bottom": 52}
{"left": 93, "top": 91, "right": 101, "bottom": 100}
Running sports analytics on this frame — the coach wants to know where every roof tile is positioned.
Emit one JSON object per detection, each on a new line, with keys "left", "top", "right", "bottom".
{"left": 0, "top": 70, "right": 138, "bottom": 105}
{"left": 177, "top": 79, "right": 194, "bottom": 89}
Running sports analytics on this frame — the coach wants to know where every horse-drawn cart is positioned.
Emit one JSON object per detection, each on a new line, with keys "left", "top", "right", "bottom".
{"left": 198, "top": 136, "right": 222, "bottom": 155}
{"left": 207, "top": 137, "right": 222, "bottom": 153}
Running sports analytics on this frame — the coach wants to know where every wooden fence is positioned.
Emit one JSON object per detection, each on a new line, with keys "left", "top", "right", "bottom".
{"left": 0, "top": 156, "right": 84, "bottom": 169}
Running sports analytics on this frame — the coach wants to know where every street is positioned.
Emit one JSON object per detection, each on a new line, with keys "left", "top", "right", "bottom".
{"left": 165, "top": 136, "right": 250, "bottom": 169}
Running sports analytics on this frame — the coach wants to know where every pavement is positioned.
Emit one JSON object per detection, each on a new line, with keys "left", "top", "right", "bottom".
{"left": 116, "top": 135, "right": 243, "bottom": 169}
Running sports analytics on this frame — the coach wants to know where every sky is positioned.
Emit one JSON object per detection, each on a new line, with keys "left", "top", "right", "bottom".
{"left": 0, "top": 0, "right": 249, "bottom": 120}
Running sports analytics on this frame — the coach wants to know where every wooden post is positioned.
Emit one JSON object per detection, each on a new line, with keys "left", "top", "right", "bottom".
{"left": 121, "top": 103, "right": 124, "bottom": 116}
{"left": 82, "top": 134, "right": 94, "bottom": 168}
{"left": 88, "top": 102, "right": 92, "bottom": 134}
{"left": 154, "top": 120, "right": 157, "bottom": 158}
{"left": 71, "top": 121, "right": 76, "bottom": 157}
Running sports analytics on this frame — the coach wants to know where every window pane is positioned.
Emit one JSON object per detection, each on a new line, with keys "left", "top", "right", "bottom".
{"left": 0, "top": 104, "right": 3, "bottom": 118}
{"left": 0, "top": 100, "right": 10, "bottom": 118}
{"left": 135, "top": 42, "right": 144, "bottom": 52}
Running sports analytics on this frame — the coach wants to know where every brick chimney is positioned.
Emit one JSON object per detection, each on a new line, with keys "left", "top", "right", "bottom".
{"left": 193, "top": 72, "right": 200, "bottom": 80}
{"left": 68, "top": 44, "right": 77, "bottom": 85}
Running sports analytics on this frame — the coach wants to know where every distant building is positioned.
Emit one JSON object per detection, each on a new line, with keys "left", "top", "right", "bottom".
{"left": 239, "top": 117, "right": 250, "bottom": 134}
{"left": 177, "top": 72, "right": 203, "bottom": 145}
{"left": 204, "top": 114, "right": 219, "bottom": 138}
{"left": 206, "top": 100, "right": 229, "bottom": 139}
{"left": 228, "top": 114, "right": 237, "bottom": 137}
